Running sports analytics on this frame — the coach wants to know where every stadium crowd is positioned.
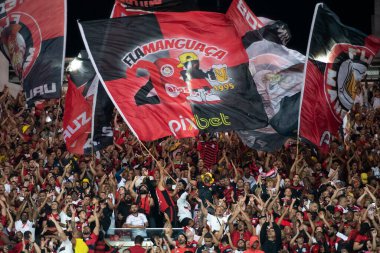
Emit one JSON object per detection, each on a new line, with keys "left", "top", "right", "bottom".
{"left": 0, "top": 82, "right": 379, "bottom": 253}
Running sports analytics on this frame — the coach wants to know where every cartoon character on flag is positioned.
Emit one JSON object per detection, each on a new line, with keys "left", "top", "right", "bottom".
{"left": 177, "top": 52, "right": 223, "bottom": 104}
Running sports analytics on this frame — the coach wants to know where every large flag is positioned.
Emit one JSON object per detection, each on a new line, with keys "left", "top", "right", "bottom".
{"left": 66, "top": 51, "right": 114, "bottom": 154}
{"left": 79, "top": 12, "right": 267, "bottom": 141}
{"left": 238, "top": 25, "right": 305, "bottom": 151}
{"left": 225, "top": 0, "right": 304, "bottom": 152}
{"left": 0, "top": 51, "right": 22, "bottom": 98}
{"left": 90, "top": 77, "right": 114, "bottom": 153}
{"left": 0, "top": 0, "right": 66, "bottom": 107}
{"left": 299, "top": 4, "right": 380, "bottom": 153}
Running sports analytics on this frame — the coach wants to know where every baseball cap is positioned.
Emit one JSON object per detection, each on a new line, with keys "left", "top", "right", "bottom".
{"left": 22, "top": 125, "right": 30, "bottom": 134}
{"left": 82, "top": 178, "right": 90, "bottom": 184}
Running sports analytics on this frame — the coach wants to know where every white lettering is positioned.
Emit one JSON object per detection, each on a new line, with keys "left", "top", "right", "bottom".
{"left": 101, "top": 126, "right": 113, "bottom": 137}
{"left": 327, "top": 69, "right": 336, "bottom": 87}
{"left": 360, "top": 50, "right": 373, "bottom": 64}
{"left": 63, "top": 112, "right": 91, "bottom": 142}
{"left": 26, "top": 83, "right": 57, "bottom": 101}
{"left": 237, "top": 0, "right": 259, "bottom": 30}
{"left": 348, "top": 48, "right": 358, "bottom": 60}
{"left": 328, "top": 89, "right": 337, "bottom": 102}
{"left": 168, "top": 115, "right": 198, "bottom": 136}
{"left": 0, "top": 0, "right": 23, "bottom": 16}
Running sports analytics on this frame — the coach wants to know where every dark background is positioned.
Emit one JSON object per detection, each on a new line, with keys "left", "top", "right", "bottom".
{"left": 66, "top": 0, "right": 375, "bottom": 57}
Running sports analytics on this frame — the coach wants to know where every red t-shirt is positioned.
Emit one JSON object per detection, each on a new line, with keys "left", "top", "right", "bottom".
{"left": 231, "top": 230, "right": 252, "bottom": 246}
{"left": 223, "top": 186, "right": 235, "bottom": 204}
{"left": 354, "top": 234, "right": 369, "bottom": 243}
{"left": 171, "top": 247, "right": 195, "bottom": 253}
{"left": 128, "top": 245, "right": 145, "bottom": 253}
{"left": 85, "top": 233, "right": 99, "bottom": 253}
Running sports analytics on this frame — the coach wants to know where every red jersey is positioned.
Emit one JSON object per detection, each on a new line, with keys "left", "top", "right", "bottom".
{"left": 231, "top": 230, "right": 252, "bottom": 246}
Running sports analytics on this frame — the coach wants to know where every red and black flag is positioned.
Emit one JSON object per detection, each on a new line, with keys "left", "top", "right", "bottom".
{"left": 238, "top": 35, "right": 305, "bottom": 151}
{"left": 63, "top": 77, "right": 92, "bottom": 154}
{"left": 226, "top": 0, "right": 302, "bottom": 152}
{"left": 299, "top": 4, "right": 380, "bottom": 153}
{"left": 65, "top": 51, "right": 114, "bottom": 154}
{"left": 79, "top": 11, "right": 267, "bottom": 141}
{"left": 114, "top": 0, "right": 198, "bottom": 12}
{"left": 0, "top": 0, "right": 66, "bottom": 107}
{"left": 226, "top": 0, "right": 264, "bottom": 38}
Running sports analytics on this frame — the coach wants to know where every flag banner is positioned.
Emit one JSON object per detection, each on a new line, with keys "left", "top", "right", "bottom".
{"left": 67, "top": 51, "right": 114, "bottom": 154}
{"left": 114, "top": 0, "right": 197, "bottom": 12}
{"left": 239, "top": 127, "right": 288, "bottom": 152}
{"left": 90, "top": 79, "right": 114, "bottom": 153}
{"left": 68, "top": 50, "right": 97, "bottom": 97}
{"left": 226, "top": 0, "right": 264, "bottom": 38}
{"left": 0, "top": 0, "right": 66, "bottom": 107}
{"left": 236, "top": 21, "right": 305, "bottom": 151}
{"left": 299, "top": 4, "right": 380, "bottom": 153}
{"left": 242, "top": 20, "right": 292, "bottom": 47}
{"left": 0, "top": 51, "right": 22, "bottom": 98}
{"left": 79, "top": 12, "right": 267, "bottom": 141}
{"left": 63, "top": 77, "right": 92, "bottom": 154}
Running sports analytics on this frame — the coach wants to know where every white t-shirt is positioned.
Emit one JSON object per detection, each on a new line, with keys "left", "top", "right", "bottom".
{"left": 125, "top": 213, "right": 148, "bottom": 238}
{"left": 206, "top": 213, "right": 229, "bottom": 232}
{"left": 372, "top": 166, "right": 380, "bottom": 179}
{"left": 177, "top": 192, "right": 192, "bottom": 222}
{"left": 15, "top": 220, "right": 35, "bottom": 239}
{"left": 57, "top": 238, "right": 73, "bottom": 253}
{"left": 373, "top": 97, "right": 380, "bottom": 110}
{"left": 125, "top": 213, "right": 148, "bottom": 227}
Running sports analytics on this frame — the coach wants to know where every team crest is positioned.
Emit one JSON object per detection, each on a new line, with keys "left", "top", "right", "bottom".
{"left": 0, "top": 12, "right": 42, "bottom": 80}
{"left": 161, "top": 64, "right": 174, "bottom": 77}
{"left": 323, "top": 43, "right": 373, "bottom": 121}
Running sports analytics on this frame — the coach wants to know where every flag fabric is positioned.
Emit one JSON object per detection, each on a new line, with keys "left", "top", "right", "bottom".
{"left": 114, "top": 0, "right": 197, "bottom": 12}
{"left": 0, "top": 51, "right": 22, "bottom": 98}
{"left": 90, "top": 78, "right": 114, "bottom": 153}
{"left": 79, "top": 12, "right": 267, "bottom": 141}
{"left": 112, "top": 0, "right": 198, "bottom": 17}
{"left": 228, "top": 3, "right": 304, "bottom": 152}
{"left": 226, "top": 0, "right": 303, "bottom": 152}
{"left": 67, "top": 51, "right": 114, "bottom": 154}
{"left": 299, "top": 4, "right": 380, "bottom": 153}
{"left": 63, "top": 77, "right": 92, "bottom": 154}
{"left": 0, "top": 0, "right": 66, "bottom": 107}
{"left": 239, "top": 127, "right": 288, "bottom": 152}
{"left": 226, "top": 0, "right": 264, "bottom": 37}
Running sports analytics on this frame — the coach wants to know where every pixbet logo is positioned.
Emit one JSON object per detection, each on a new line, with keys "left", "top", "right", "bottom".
{"left": 168, "top": 115, "right": 197, "bottom": 137}
{"left": 168, "top": 113, "right": 232, "bottom": 136}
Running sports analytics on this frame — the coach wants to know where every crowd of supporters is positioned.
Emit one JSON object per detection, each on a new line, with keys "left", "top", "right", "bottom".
{"left": 0, "top": 81, "right": 379, "bottom": 253}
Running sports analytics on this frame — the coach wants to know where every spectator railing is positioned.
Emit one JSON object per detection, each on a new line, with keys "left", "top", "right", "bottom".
{"left": 105, "top": 227, "right": 184, "bottom": 251}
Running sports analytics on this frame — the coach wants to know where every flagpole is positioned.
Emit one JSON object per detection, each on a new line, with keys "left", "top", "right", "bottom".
{"left": 138, "top": 138, "right": 177, "bottom": 183}
{"left": 296, "top": 2, "right": 323, "bottom": 158}
{"left": 53, "top": 88, "right": 63, "bottom": 147}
